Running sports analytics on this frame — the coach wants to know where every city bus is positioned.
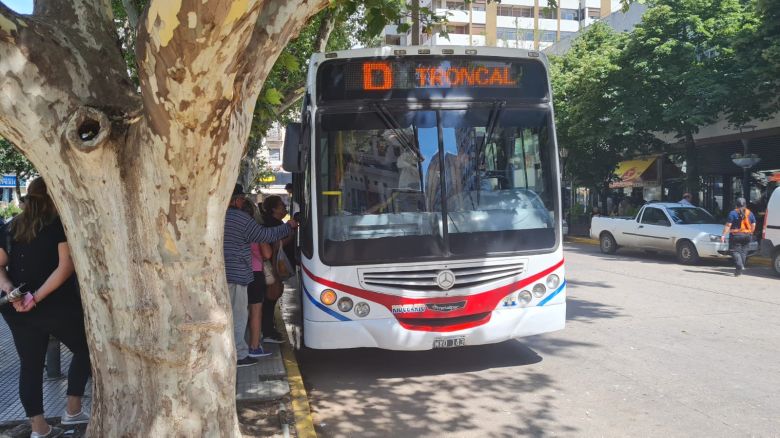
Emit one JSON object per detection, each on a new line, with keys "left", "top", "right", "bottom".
{"left": 283, "top": 46, "right": 565, "bottom": 350}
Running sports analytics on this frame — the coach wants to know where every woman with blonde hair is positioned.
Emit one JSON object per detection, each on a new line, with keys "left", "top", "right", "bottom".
{"left": 0, "top": 177, "right": 91, "bottom": 437}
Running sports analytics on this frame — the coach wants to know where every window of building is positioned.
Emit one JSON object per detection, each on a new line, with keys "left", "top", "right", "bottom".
{"left": 269, "top": 148, "right": 281, "bottom": 162}
{"left": 520, "top": 29, "right": 535, "bottom": 41}
{"left": 517, "top": 6, "right": 533, "bottom": 17}
{"left": 560, "top": 8, "right": 579, "bottom": 20}
{"left": 588, "top": 8, "right": 601, "bottom": 18}
{"left": 469, "top": 23, "right": 486, "bottom": 35}
{"left": 559, "top": 31, "right": 576, "bottom": 39}
{"left": 538, "top": 8, "right": 556, "bottom": 19}
{"left": 498, "top": 5, "right": 534, "bottom": 17}
{"left": 385, "top": 35, "right": 401, "bottom": 45}
{"left": 540, "top": 31, "right": 557, "bottom": 42}
{"left": 496, "top": 27, "right": 517, "bottom": 40}
{"left": 447, "top": 25, "right": 467, "bottom": 34}
{"left": 446, "top": 1, "right": 466, "bottom": 10}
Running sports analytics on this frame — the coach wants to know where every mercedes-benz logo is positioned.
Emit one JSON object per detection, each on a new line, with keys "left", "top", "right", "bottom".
{"left": 436, "top": 269, "right": 456, "bottom": 290}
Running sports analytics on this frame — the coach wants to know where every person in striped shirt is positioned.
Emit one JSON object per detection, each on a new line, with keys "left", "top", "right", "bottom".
{"left": 224, "top": 184, "right": 297, "bottom": 367}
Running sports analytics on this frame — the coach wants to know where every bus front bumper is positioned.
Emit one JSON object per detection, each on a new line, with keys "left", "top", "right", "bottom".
{"left": 302, "top": 302, "right": 566, "bottom": 351}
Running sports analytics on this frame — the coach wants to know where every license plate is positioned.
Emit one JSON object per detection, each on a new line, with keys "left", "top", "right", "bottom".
{"left": 433, "top": 336, "right": 466, "bottom": 349}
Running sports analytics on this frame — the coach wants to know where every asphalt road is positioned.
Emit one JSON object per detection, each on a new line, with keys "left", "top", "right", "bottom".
{"left": 296, "top": 244, "right": 780, "bottom": 437}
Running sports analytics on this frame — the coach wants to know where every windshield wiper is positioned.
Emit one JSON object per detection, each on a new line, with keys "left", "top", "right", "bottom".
{"left": 476, "top": 100, "right": 506, "bottom": 203}
{"left": 372, "top": 103, "right": 424, "bottom": 162}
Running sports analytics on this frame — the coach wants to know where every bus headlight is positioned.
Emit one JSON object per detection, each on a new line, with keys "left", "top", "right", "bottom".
{"left": 518, "top": 290, "right": 533, "bottom": 306}
{"left": 532, "top": 283, "right": 547, "bottom": 298}
{"left": 320, "top": 289, "right": 337, "bottom": 306}
{"left": 546, "top": 274, "right": 560, "bottom": 290}
{"left": 354, "top": 302, "right": 370, "bottom": 317}
{"left": 337, "top": 297, "right": 354, "bottom": 312}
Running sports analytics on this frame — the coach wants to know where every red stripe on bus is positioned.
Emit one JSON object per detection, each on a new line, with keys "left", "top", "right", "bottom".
{"left": 301, "top": 259, "right": 564, "bottom": 325}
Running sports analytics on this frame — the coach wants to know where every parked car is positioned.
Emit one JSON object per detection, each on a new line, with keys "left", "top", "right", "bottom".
{"left": 760, "top": 189, "right": 780, "bottom": 276}
{"left": 590, "top": 202, "right": 757, "bottom": 264}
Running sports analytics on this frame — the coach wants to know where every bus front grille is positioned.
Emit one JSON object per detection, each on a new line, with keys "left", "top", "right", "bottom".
{"left": 360, "top": 262, "right": 525, "bottom": 292}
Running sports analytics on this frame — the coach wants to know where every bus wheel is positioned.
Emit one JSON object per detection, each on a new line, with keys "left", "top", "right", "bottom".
{"left": 772, "top": 250, "right": 780, "bottom": 277}
{"left": 600, "top": 232, "right": 617, "bottom": 254}
{"left": 677, "top": 240, "right": 700, "bottom": 265}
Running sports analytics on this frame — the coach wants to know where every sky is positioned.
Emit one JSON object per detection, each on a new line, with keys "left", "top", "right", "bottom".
{"left": 4, "top": 0, "right": 32, "bottom": 14}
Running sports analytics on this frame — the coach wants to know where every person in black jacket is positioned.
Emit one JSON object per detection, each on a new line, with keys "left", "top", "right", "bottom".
{"left": 0, "top": 177, "right": 91, "bottom": 437}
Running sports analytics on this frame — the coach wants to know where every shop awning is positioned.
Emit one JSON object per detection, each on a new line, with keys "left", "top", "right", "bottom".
{"left": 609, "top": 158, "right": 657, "bottom": 188}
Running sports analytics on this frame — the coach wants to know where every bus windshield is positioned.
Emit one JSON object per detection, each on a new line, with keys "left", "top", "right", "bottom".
{"left": 316, "top": 105, "right": 558, "bottom": 265}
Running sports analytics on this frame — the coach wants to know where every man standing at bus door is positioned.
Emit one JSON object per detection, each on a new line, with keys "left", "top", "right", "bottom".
{"left": 225, "top": 184, "right": 298, "bottom": 367}
{"left": 679, "top": 193, "right": 694, "bottom": 206}
{"left": 721, "top": 197, "right": 756, "bottom": 277}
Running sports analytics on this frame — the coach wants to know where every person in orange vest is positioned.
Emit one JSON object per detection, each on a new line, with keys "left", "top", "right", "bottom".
{"left": 721, "top": 197, "right": 756, "bottom": 276}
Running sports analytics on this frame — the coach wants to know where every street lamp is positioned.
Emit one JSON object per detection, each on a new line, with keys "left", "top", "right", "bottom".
{"left": 732, "top": 125, "right": 759, "bottom": 201}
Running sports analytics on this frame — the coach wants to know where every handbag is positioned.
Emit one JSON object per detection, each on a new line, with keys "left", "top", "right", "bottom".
{"left": 263, "top": 260, "right": 276, "bottom": 286}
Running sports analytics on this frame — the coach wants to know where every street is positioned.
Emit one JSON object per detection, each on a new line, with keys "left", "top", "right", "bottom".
{"left": 297, "top": 243, "right": 780, "bottom": 437}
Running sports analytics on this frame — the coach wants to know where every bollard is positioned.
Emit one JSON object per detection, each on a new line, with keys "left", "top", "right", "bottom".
{"left": 45, "top": 336, "right": 63, "bottom": 379}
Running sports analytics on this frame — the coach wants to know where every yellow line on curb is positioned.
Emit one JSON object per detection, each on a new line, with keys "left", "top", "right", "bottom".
{"left": 278, "top": 313, "right": 317, "bottom": 438}
{"left": 563, "top": 237, "right": 772, "bottom": 267}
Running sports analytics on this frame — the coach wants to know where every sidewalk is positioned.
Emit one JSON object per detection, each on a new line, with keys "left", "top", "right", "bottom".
{"left": 0, "top": 302, "right": 292, "bottom": 427}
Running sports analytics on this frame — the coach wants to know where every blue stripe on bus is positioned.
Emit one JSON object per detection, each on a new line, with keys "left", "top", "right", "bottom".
{"left": 538, "top": 280, "right": 567, "bottom": 307}
{"left": 303, "top": 285, "right": 352, "bottom": 322}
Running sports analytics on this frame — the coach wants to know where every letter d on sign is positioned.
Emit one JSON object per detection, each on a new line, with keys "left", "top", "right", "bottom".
{"left": 363, "top": 62, "right": 393, "bottom": 90}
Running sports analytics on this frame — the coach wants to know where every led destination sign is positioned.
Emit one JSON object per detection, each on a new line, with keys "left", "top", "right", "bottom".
{"left": 362, "top": 62, "right": 519, "bottom": 90}
{"left": 318, "top": 56, "right": 549, "bottom": 102}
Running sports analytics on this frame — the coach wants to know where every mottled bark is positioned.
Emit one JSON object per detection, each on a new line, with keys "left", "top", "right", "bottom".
{"left": 0, "top": 0, "right": 328, "bottom": 435}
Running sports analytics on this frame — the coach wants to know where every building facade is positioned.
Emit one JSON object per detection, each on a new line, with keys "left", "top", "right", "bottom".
{"left": 383, "top": 0, "right": 622, "bottom": 50}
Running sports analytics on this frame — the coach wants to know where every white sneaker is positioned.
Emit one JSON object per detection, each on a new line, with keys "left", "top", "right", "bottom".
{"left": 61, "top": 409, "right": 90, "bottom": 425}
{"left": 30, "top": 425, "right": 64, "bottom": 438}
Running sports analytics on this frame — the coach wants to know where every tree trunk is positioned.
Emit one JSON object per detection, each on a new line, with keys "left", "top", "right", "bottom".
{"left": 0, "top": 1, "right": 328, "bottom": 435}
{"left": 411, "top": 0, "right": 420, "bottom": 45}
{"left": 13, "top": 170, "right": 20, "bottom": 199}
{"left": 683, "top": 131, "right": 700, "bottom": 202}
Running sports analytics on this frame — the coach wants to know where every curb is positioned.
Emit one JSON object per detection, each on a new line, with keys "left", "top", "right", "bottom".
{"left": 277, "top": 314, "right": 317, "bottom": 438}
{"left": 563, "top": 236, "right": 772, "bottom": 267}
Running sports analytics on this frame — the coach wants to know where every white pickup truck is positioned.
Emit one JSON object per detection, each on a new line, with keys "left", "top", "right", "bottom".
{"left": 590, "top": 202, "right": 756, "bottom": 264}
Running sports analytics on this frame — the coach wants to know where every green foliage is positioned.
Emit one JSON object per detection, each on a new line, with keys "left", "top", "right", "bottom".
{"left": 0, "top": 203, "right": 21, "bottom": 219}
{"left": 617, "top": 0, "right": 747, "bottom": 137}
{"left": 551, "top": 23, "right": 646, "bottom": 191}
{"left": 0, "top": 137, "right": 37, "bottom": 192}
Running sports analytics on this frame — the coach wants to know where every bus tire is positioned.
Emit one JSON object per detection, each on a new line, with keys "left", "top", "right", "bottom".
{"left": 600, "top": 232, "right": 618, "bottom": 254}
{"left": 772, "top": 250, "right": 780, "bottom": 277}
{"left": 677, "top": 240, "right": 700, "bottom": 265}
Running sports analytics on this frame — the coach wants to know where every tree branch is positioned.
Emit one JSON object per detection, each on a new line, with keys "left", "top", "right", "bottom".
{"left": 238, "top": 0, "right": 330, "bottom": 109}
{"left": 275, "top": 88, "right": 305, "bottom": 117}
{"left": 315, "top": 7, "right": 336, "bottom": 53}
{"left": 0, "top": 2, "right": 24, "bottom": 43}
{"left": 33, "top": 0, "right": 115, "bottom": 41}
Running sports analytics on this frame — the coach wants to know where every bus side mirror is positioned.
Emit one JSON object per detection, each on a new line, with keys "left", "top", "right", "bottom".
{"left": 283, "top": 122, "right": 303, "bottom": 172}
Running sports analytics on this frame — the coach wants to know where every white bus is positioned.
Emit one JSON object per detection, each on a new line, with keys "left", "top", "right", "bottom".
{"left": 283, "top": 46, "right": 565, "bottom": 350}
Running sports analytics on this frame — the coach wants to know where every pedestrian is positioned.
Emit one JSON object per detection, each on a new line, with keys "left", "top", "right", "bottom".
{"left": 238, "top": 198, "right": 272, "bottom": 359}
{"left": 721, "top": 197, "right": 756, "bottom": 277}
{"left": 225, "top": 184, "right": 297, "bottom": 367}
{"left": 259, "top": 195, "right": 294, "bottom": 344}
{"left": 285, "top": 183, "right": 300, "bottom": 216}
{"left": 0, "top": 177, "right": 91, "bottom": 438}
{"left": 679, "top": 193, "right": 693, "bottom": 206}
